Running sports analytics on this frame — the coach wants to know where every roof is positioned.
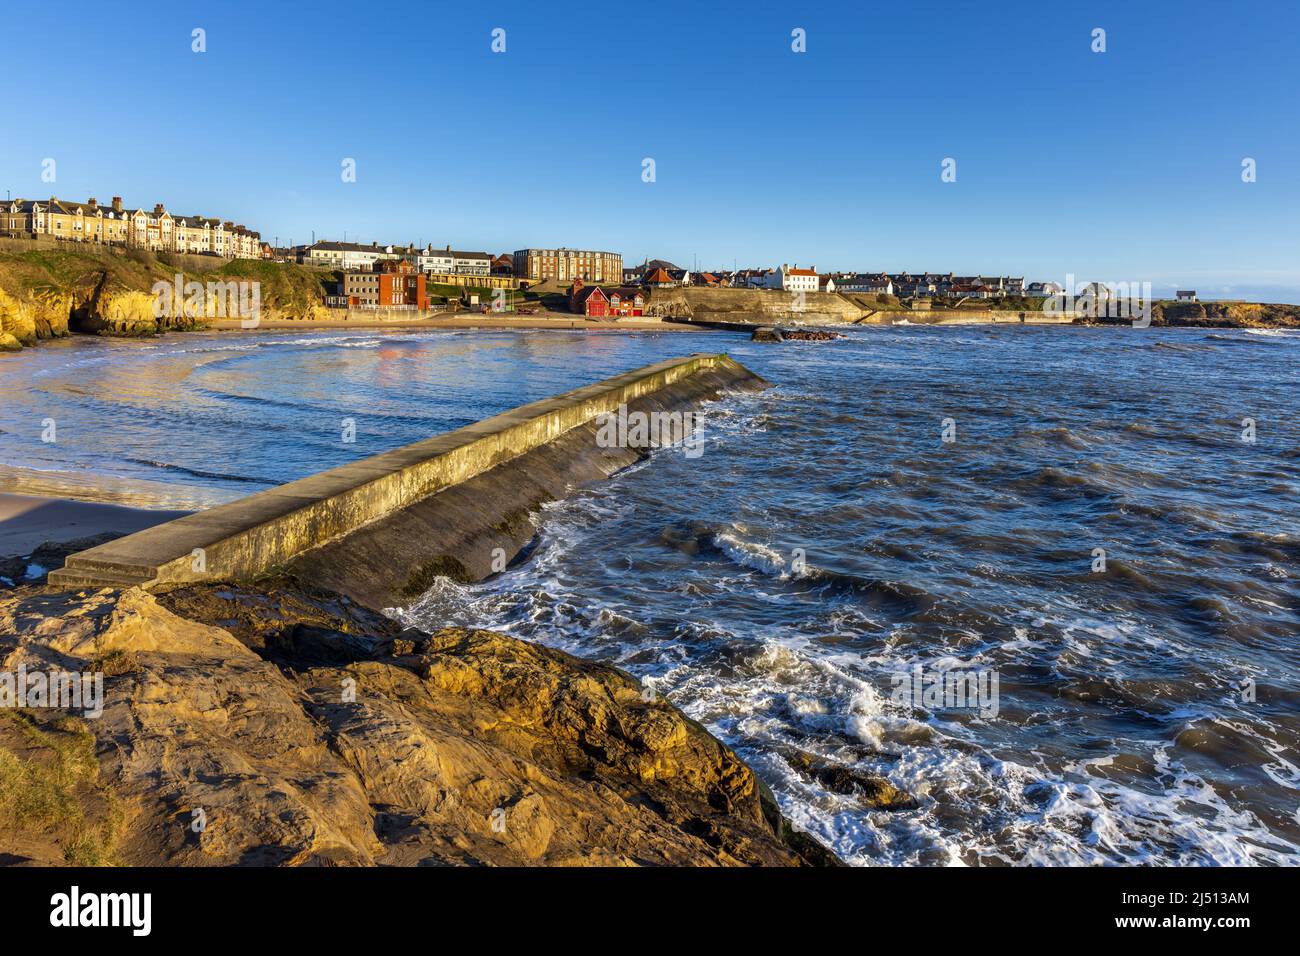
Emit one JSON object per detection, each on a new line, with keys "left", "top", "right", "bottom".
{"left": 785, "top": 267, "right": 817, "bottom": 276}
{"left": 309, "top": 241, "right": 396, "bottom": 254}
{"left": 572, "top": 286, "right": 609, "bottom": 305}
{"left": 644, "top": 267, "right": 673, "bottom": 283}
{"left": 419, "top": 248, "right": 491, "bottom": 260}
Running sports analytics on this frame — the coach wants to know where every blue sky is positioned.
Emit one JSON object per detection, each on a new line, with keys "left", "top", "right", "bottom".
{"left": 4, "top": 0, "right": 1299, "bottom": 300}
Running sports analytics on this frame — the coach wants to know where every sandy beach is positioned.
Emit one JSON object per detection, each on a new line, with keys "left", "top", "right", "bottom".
{"left": 0, "top": 492, "right": 187, "bottom": 560}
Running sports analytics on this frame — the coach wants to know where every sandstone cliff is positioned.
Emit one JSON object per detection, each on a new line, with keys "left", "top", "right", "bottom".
{"left": 1150, "top": 300, "right": 1300, "bottom": 328}
{"left": 0, "top": 244, "right": 335, "bottom": 351}
{"left": 0, "top": 288, "right": 72, "bottom": 346}
{"left": 0, "top": 581, "right": 837, "bottom": 867}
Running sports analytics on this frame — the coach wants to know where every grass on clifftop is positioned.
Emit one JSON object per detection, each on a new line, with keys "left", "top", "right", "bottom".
{"left": 204, "top": 258, "right": 335, "bottom": 315}
{"left": 0, "top": 710, "right": 121, "bottom": 865}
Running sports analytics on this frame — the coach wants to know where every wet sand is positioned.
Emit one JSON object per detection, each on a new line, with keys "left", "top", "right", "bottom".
{"left": 0, "top": 492, "right": 188, "bottom": 559}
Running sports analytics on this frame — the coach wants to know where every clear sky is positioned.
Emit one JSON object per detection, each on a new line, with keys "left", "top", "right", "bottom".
{"left": 4, "top": 0, "right": 1298, "bottom": 301}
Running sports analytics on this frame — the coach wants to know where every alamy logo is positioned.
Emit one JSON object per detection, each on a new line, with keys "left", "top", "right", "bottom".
{"left": 49, "top": 886, "right": 151, "bottom": 936}
{"left": 891, "top": 664, "right": 999, "bottom": 719}
{"left": 152, "top": 273, "right": 261, "bottom": 328}
{"left": 595, "top": 403, "right": 703, "bottom": 458}
{"left": 0, "top": 666, "right": 103, "bottom": 718}
{"left": 1042, "top": 272, "right": 1152, "bottom": 325}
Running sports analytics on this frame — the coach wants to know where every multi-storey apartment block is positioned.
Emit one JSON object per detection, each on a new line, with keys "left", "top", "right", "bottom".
{"left": 512, "top": 248, "right": 623, "bottom": 284}
{"left": 0, "top": 196, "right": 265, "bottom": 259}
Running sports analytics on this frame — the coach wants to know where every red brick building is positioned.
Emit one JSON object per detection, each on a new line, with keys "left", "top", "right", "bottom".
{"left": 341, "top": 258, "right": 428, "bottom": 309}
{"left": 569, "top": 279, "right": 645, "bottom": 318}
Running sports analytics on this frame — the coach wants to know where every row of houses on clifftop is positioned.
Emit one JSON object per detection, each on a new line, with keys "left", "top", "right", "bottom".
{"left": 1, "top": 196, "right": 266, "bottom": 259}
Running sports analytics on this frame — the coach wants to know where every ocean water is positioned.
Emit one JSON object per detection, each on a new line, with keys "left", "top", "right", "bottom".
{"left": 2, "top": 325, "right": 1298, "bottom": 865}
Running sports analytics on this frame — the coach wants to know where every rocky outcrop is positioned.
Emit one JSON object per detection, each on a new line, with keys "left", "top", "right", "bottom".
{"left": 1152, "top": 301, "right": 1300, "bottom": 328}
{"left": 646, "top": 286, "right": 867, "bottom": 326}
{"left": 0, "top": 288, "right": 72, "bottom": 349}
{"left": 68, "top": 271, "right": 206, "bottom": 337}
{"left": 1, "top": 244, "right": 338, "bottom": 349}
{"left": 0, "top": 581, "right": 838, "bottom": 867}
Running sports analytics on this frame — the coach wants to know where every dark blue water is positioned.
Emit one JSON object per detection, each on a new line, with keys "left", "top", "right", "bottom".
{"left": 3, "top": 325, "right": 1298, "bottom": 864}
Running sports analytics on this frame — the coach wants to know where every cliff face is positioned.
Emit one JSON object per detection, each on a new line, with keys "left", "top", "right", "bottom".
{"left": 0, "top": 288, "right": 72, "bottom": 347}
{"left": 67, "top": 274, "right": 209, "bottom": 337}
{"left": 1153, "top": 300, "right": 1300, "bottom": 327}
{"left": 0, "top": 244, "right": 336, "bottom": 350}
{"left": 0, "top": 582, "right": 837, "bottom": 867}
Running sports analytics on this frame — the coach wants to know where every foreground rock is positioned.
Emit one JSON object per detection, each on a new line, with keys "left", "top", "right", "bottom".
{"left": 0, "top": 581, "right": 838, "bottom": 866}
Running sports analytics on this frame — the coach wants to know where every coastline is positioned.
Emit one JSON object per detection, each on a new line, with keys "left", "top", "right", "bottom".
{"left": 0, "top": 356, "right": 840, "bottom": 866}
{"left": 208, "top": 311, "right": 699, "bottom": 334}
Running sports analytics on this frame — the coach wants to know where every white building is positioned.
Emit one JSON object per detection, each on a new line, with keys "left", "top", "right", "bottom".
{"left": 764, "top": 264, "right": 820, "bottom": 293}
{"left": 451, "top": 249, "right": 491, "bottom": 276}
{"left": 416, "top": 245, "right": 494, "bottom": 276}
{"left": 303, "top": 241, "right": 402, "bottom": 271}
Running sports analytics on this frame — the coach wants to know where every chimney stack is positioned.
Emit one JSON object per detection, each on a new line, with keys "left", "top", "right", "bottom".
{"left": 111, "top": 196, "right": 123, "bottom": 212}
{"left": 88, "top": 197, "right": 98, "bottom": 208}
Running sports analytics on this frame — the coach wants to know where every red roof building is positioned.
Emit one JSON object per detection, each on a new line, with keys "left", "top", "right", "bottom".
{"left": 570, "top": 279, "right": 645, "bottom": 318}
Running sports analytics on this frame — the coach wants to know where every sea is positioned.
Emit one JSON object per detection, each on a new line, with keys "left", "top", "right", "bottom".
{"left": 2, "top": 324, "right": 1296, "bottom": 865}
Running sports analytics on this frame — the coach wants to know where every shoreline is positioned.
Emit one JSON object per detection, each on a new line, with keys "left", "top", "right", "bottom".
{"left": 0, "top": 354, "right": 835, "bottom": 867}
{"left": 0, "top": 492, "right": 187, "bottom": 583}
{"left": 209, "top": 311, "right": 699, "bottom": 333}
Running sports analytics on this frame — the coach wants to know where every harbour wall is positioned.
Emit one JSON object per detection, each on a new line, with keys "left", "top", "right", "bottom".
{"left": 49, "top": 354, "right": 766, "bottom": 607}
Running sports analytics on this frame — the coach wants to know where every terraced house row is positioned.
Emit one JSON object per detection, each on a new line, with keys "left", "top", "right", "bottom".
{"left": 1, "top": 195, "right": 266, "bottom": 259}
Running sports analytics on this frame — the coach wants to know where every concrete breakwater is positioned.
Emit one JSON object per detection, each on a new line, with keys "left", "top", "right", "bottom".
{"left": 50, "top": 354, "right": 766, "bottom": 607}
